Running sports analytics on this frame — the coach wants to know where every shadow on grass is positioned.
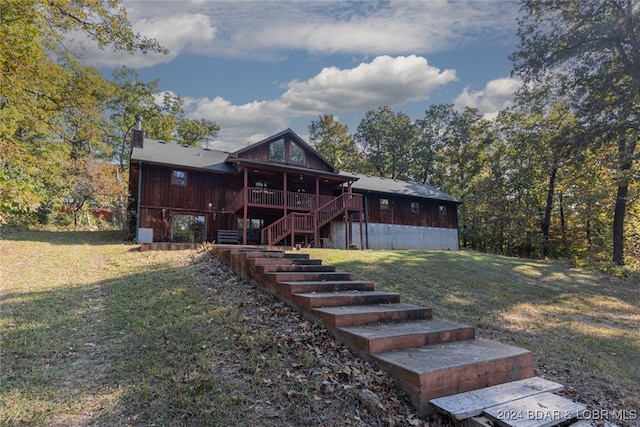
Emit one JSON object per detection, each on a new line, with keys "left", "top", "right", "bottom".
{"left": 1, "top": 230, "right": 128, "bottom": 246}
{"left": 0, "top": 253, "right": 248, "bottom": 426}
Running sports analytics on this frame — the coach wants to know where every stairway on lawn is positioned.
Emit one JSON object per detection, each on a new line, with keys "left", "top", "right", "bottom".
{"left": 211, "top": 246, "right": 589, "bottom": 427}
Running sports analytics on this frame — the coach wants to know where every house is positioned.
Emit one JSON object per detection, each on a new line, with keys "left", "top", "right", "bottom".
{"left": 128, "top": 127, "right": 460, "bottom": 250}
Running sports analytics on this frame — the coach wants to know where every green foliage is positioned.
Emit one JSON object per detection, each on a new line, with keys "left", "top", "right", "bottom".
{"left": 355, "top": 106, "right": 415, "bottom": 179}
{"left": 511, "top": 0, "right": 640, "bottom": 264}
{"left": 0, "top": 0, "right": 166, "bottom": 226}
{"left": 308, "top": 114, "right": 361, "bottom": 171}
{"left": 177, "top": 117, "right": 221, "bottom": 147}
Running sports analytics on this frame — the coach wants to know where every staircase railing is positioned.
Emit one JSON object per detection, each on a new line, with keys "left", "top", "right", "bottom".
{"left": 261, "top": 193, "right": 362, "bottom": 246}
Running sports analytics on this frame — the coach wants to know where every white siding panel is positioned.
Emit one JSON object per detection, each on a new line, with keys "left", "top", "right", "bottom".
{"left": 327, "top": 222, "right": 459, "bottom": 250}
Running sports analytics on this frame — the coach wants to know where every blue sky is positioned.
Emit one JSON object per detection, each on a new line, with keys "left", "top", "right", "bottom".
{"left": 82, "top": 0, "right": 523, "bottom": 151}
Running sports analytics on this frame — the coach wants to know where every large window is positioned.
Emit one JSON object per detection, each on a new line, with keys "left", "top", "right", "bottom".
{"left": 290, "top": 142, "right": 305, "bottom": 164}
{"left": 173, "top": 214, "right": 205, "bottom": 243}
{"left": 171, "top": 170, "right": 187, "bottom": 186}
{"left": 269, "top": 139, "right": 285, "bottom": 161}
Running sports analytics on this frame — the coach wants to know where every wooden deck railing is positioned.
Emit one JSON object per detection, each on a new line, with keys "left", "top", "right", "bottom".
{"left": 261, "top": 193, "right": 362, "bottom": 246}
{"left": 233, "top": 187, "right": 337, "bottom": 212}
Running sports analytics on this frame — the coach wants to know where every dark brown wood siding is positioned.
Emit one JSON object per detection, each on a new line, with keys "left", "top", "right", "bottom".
{"left": 137, "top": 163, "right": 240, "bottom": 241}
{"left": 235, "top": 137, "right": 334, "bottom": 173}
{"left": 363, "top": 193, "right": 458, "bottom": 229}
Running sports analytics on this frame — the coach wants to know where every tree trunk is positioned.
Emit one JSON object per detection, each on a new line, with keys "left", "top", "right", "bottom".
{"left": 613, "top": 134, "right": 636, "bottom": 265}
{"left": 612, "top": 183, "right": 627, "bottom": 265}
{"left": 541, "top": 166, "right": 557, "bottom": 257}
{"left": 558, "top": 191, "right": 566, "bottom": 236}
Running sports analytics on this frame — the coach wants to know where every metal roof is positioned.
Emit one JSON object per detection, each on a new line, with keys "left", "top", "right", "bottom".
{"left": 130, "top": 139, "right": 236, "bottom": 174}
{"left": 340, "top": 172, "right": 460, "bottom": 203}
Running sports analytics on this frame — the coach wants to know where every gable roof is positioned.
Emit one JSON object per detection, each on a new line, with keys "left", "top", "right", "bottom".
{"left": 130, "top": 139, "right": 236, "bottom": 174}
{"left": 228, "top": 128, "right": 337, "bottom": 172}
{"left": 340, "top": 172, "right": 460, "bottom": 203}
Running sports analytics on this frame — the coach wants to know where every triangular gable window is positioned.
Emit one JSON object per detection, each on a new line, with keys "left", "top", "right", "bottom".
{"left": 290, "top": 142, "right": 305, "bottom": 165}
{"left": 269, "top": 139, "right": 285, "bottom": 161}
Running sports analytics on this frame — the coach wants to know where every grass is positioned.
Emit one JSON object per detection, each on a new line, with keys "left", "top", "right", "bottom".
{"left": 301, "top": 248, "right": 640, "bottom": 417}
{"left": 1, "top": 231, "right": 426, "bottom": 426}
{"left": 1, "top": 232, "right": 638, "bottom": 426}
{"left": 1, "top": 231, "right": 226, "bottom": 425}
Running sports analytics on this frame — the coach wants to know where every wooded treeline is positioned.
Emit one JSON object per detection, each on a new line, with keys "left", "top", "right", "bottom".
{"left": 0, "top": 0, "right": 219, "bottom": 229}
{"left": 310, "top": 103, "right": 638, "bottom": 266}
{"left": 310, "top": 0, "right": 639, "bottom": 267}
{"left": 1, "top": 0, "right": 637, "bottom": 267}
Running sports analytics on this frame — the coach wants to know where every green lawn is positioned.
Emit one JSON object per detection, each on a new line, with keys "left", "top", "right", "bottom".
{"left": 301, "top": 248, "right": 640, "bottom": 419}
{"left": 1, "top": 232, "right": 638, "bottom": 426}
{"left": 1, "top": 231, "right": 424, "bottom": 426}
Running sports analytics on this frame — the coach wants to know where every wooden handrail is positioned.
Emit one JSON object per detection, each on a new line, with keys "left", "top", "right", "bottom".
{"left": 261, "top": 193, "right": 363, "bottom": 246}
{"left": 234, "top": 187, "right": 342, "bottom": 212}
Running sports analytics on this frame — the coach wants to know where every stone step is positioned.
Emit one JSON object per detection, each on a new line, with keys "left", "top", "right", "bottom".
{"left": 243, "top": 250, "right": 285, "bottom": 258}
{"left": 337, "top": 318, "right": 475, "bottom": 354}
{"left": 251, "top": 257, "right": 323, "bottom": 266}
{"left": 430, "top": 377, "right": 565, "bottom": 420}
{"left": 291, "top": 290, "right": 401, "bottom": 310}
{"left": 284, "top": 253, "right": 310, "bottom": 259}
{"left": 258, "top": 264, "right": 336, "bottom": 273}
{"left": 482, "top": 392, "right": 587, "bottom": 427}
{"left": 372, "top": 339, "right": 534, "bottom": 415}
{"left": 267, "top": 271, "right": 353, "bottom": 284}
{"left": 277, "top": 280, "right": 376, "bottom": 297}
{"left": 313, "top": 303, "right": 432, "bottom": 327}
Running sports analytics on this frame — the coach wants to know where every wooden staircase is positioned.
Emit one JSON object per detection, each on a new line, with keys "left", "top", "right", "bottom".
{"left": 261, "top": 193, "right": 361, "bottom": 246}
{"left": 210, "top": 247, "right": 590, "bottom": 426}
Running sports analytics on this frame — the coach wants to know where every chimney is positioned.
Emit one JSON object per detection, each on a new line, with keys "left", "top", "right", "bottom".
{"left": 131, "top": 115, "right": 144, "bottom": 149}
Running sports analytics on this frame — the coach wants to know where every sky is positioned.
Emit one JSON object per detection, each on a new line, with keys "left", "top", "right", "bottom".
{"left": 81, "top": 0, "right": 524, "bottom": 152}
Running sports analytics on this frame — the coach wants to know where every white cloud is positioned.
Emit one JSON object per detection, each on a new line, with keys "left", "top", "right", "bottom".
{"left": 80, "top": 12, "right": 217, "bottom": 67}
{"left": 453, "top": 77, "right": 522, "bottom": 119}
{"left": 276, "top": 55, "right": 456, "bottom": 113}
{"left": 91, "top": 0, "right": 519, "bottom": 67}
{"left": 188, "top": 55, "right": 456, "bottom": 149}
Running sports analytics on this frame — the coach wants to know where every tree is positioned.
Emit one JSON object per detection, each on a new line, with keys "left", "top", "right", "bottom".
{"left": 0, "top": 0, "right": 166, "bottom": 224}
{"left": 511, "top": 0, "right": 640, "bottom": 264}
{"left": 355, "top": 106, "right": 415, "bottom": 179}
{"left": 412, "top": 104, "right": 454, "bottom": 185}
{"left": 308, "top": 115, "right": 361, "bottom": 171}
{"left": 177, "top": 118, "right": 221, "bottom": 147}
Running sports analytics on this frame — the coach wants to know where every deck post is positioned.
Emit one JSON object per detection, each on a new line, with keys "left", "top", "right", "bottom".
{"left": 242, "top": 167, "right": 248, "bottom": 245}
{"left": 359, "top": 210, "right": 364, "bottom": 250}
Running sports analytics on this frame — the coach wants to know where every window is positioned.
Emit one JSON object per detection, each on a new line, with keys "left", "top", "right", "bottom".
{"left": 439, "top": 205, "right": 447, "bottom": 217}
{"left": 290, "top": 142, "right": 305, "bottom": 164}
{"left": 380, "top": 198, "right": 390, "bottom": 211}
{"left": 171, "top": 170, "right": 187, "bottom": 186}
{"left": 269, "top": 139, "right": 285, "bottom": 161}
{"left": 411, "top": 202, "right": 420, "bottom": 214}
{"left": 173, "top": 214, "right": 205, "bottom": 243}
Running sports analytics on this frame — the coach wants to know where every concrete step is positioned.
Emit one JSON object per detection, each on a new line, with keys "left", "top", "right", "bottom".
{"left": 482, "top": 392, "right": 587, "bottom": 427}
{"left": 313, "top": 303, "right": 432, "bottom": 327}
{"left": 372, "top": 339, "right": 534, "bottom": 415}
{"left": 258, "top": 264, "right": 336, "bottom": 273}
{"left": 291, "top": 290, "right": 401, "bottom": 310}
{"left": 277, "top": 280, "right": 376, "bottom": 297}
{"left": 337, "top": 318, "right": 475, "bottom": 354}
{"left": 267, "top": 271, "right": 353, "bottom": 284}
{"left": 430, "top": 377, "right": 565, "bottom": 421}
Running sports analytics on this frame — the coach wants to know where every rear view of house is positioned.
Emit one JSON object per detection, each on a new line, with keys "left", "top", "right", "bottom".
{"left": 128, "top": 128, "right": 460, "bottom": 250}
